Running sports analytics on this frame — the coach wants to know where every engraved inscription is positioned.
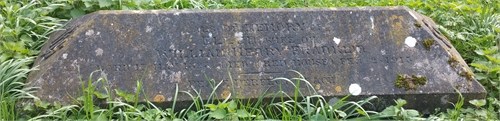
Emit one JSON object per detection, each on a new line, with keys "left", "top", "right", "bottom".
{"left": 92, "top": 20, "right": 415, "bottom": 89}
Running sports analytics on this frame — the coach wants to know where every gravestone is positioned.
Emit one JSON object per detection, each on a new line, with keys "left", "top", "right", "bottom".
{"left": 26, "top": 6, "right": 486, "bottom": 113}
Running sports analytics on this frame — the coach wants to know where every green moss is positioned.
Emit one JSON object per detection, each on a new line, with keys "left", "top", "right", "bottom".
{"left": 411, "top": 74, "right": 427, "bottom": 85}
{"left": 448, "top": 55, "right": 458, "bottom": 63}
{"left": 423, "top": 38, "right": 434, "bottom": 51}
{"left": 459, "top": 69, "right": 475, "bottom": 80}
{"left": 394, "top": 74, "right": 427, "bottom": 91}
{"left": 395, "top": 74, "right": 405, "bottom": 88}
{"left": 448, "top": 55, "right": 460, "bottom": 69}
{"left": 448, "top": 54, "right": 474, "bottom": 81}
{"left": 414, "top": 22, "right": 421, "bottom": 28}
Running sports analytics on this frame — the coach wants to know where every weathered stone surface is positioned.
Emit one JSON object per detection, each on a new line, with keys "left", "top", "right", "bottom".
{"left": 27, "top": 6, "right": 486, "bottom": 113}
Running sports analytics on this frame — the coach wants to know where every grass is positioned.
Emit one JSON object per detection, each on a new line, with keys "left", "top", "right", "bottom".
{"left": 0, "top": 0, "right": 66, "bottom": 62}
{"left": 24, "top": 70, "right": 382, "bottom": 120}
{"left": 1, "top": 0, "right": 500, "bottom": 120}
{"left": 0, "top": 57, "right": 37, "bottom": 120}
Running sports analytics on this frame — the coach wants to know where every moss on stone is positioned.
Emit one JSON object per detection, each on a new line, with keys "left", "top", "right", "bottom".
{"left": 412, "top": 74, "right": 427, "bottom": 85}
{"left": 459, "top": 69, "right": 475, "bottom": 80}
{"left": 448, "top": 55, "right": 458, "bottom": 63}
{"left": 414, "top": 22, "right": 421, "bottom": 28}
{"left": 423, "top": 38, "right": 434, "bottom": 51}
{"left": 448, "top": 54, "right": 475, "bottom": 81}
{"left": 395, "top": 74, "right": 427, "bottom": 91}
{"left": 395, "top": 74, "right": 405, "bottom": 88}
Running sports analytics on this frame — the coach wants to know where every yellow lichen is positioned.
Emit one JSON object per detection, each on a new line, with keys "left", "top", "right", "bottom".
{"left": 335, "top": 86, "right": 342, "bottom": 92}
{"left": 221, "top": 90, "right": 231, "bottom": 99}
{"left": 153, "top": 94, "right": 165, "bottom": 103}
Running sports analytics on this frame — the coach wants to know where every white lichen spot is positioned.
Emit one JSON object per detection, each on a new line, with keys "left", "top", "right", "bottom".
{"left": 333, "top": 37, "right": 341, "bottom": 45}
{"left": 405, "top": 36, "right": 417, "bottom": 47}
{"left": 288, "top": 19, "right": 292, "bottom": 23}
{"left": 167, "top": 97, "right": 172, "bottom": 101}
{"left": 71, "top": 60, "right": 78, "bottom": 69}
{"left": 85, "top": 30, "right": 94, "bottom": 36}
{"left": 161, "top": 70, "right": 167, "bottom": 79}
{"left": 146, "top": 26, "right": 152, "bottom": 33}
{"left": 349, "top": 83, "right": 361, "bottom": 96}
{"left": 95, "top": 48, "right": 103, "bottom": 56}
{"left": 174, "top": 12, "right": 180, "bottom": 16}
{"left": 318, "top": 90, "right": 324, "bottom": 93}
{"left": 235, "top": 32, "right": 243, "bottom": 41}
{"left": 385, "top": 66, "right": 388, "bottom": 70}
{"left": 381, "top": 49, "right": 386, "bottom": 55}
{"left": 62, "top": 53, "right": 68, "bottom": 59}
{"left": 209, "top": 33, "right": 212, "bottom": 38}
{"left": 169, "top": 71, "right": 181, "bottom": 83}
{"left": 370, "top": 16, "right": 374, "bottom": 30}
{"left": 169, "top": 44, "right": 175, "bottom": 49}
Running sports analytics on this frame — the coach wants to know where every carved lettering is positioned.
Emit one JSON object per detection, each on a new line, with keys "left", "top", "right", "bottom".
{"left": 241, "top": 22, "right": 306, "bottom": 32}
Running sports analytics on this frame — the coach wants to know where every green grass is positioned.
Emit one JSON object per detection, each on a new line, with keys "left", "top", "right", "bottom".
{"left": 0, "top": 0, "right": 66, "bottom": 62}
{"left": 1, "top": 0, "right": 500, "bottom": 120}
{"left": 24, "top": 70, "right": 382, "bottom": 120}
{"left": 0, "top": 57, "right": 37, "bottom": 120}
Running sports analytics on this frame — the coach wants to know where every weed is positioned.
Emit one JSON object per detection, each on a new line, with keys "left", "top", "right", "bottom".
{"left": 0, "top": 0, "right": 66, "bottom": 62}
{"left": 0, "top": 57, "right": 37, "bottom": 120}
{"left": 263, "top": 70, "right": 378, "bottom": 120}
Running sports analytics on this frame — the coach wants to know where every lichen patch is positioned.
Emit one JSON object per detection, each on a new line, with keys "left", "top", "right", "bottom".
{"left": 235, "top": 32, "right": 243, "bottom": 41}
{"left": 370, "top": 16, "right": 374, "bottom": 30}
{"left": 85, "top": 29, "right": 94, "bottom": 36}
{"left": 154, "top": 94, "right": 165, "bottom": 102}
{"left": 146, "top": 26, "right": 152, "bottom": 33}
{"left": 95, "top": 48, "right": 103, "bottom": 56}
{"left": 333, "top": 37, "right": 341, "bottom": 45}
{"left": 349, "top": 83, "right": 361, "bottom": 96}
{"left": 405, "top": 36, "right": 417, "bottom": 47}
{"left": 62, "top": 53, "right": 68, "bottom": 59}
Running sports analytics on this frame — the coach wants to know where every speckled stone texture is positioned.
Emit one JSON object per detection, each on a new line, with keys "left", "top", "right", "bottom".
{"left": 26, "top": 6, "right": 485, "bottom": 113}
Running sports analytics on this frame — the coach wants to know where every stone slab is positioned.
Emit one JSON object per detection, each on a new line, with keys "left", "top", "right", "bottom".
{"left": 27, "top": 6, "right": 486, "bottom": 113}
